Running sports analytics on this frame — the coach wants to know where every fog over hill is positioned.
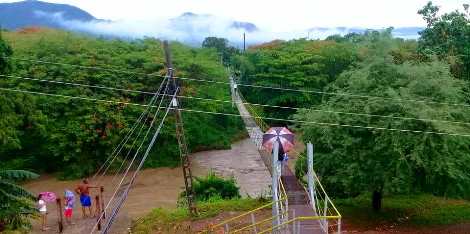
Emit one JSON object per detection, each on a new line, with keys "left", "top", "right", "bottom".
{"left": 0, "top": 0, "right": 423, "bottom": 46}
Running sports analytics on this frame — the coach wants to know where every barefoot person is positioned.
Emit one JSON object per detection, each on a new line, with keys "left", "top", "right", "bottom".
{"left": 37, "top": 194, "right": 49, "bottom": 231}
{"left": 75, "top": 178, "right": 97, "bottom": 218}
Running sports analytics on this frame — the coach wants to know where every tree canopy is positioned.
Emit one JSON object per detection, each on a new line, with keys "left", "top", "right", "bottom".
{"left": 418, "top": 1, "right": 470, "bottom": 80}
{"left": 0, "top": 29, "right": 244, "bottom": 179}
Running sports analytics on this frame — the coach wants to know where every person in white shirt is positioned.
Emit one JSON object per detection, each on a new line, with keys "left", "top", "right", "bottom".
{"left": 37, "top": 194, "right": 49, "bottom": 231}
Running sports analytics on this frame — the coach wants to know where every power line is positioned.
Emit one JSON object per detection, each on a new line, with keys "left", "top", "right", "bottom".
{"left": 93, "top": 76, "right": 169, "bottom": 183}
{"left": 1, "top": 87, "right": 470, "bottom": 138}
{"left": 1, "top": 74, "right": 155, "bottom": 95}
{"left": 4, "top": 56, "right": 166, "bottom": 78}
{"left": 7, "top": 56, "right": 470, "bottom": 108}
{"left": 4, "top": 74, "right": 470, "bottom": 126}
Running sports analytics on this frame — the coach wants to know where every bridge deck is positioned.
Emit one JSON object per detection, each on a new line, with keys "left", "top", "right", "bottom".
{"left": 233, "top": 89, "right": 326, "bottom": 234}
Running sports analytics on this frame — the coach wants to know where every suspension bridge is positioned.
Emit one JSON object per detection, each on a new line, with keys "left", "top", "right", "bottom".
{"left": 0, "top": 41, "right": 341, "bottom": 233}
{"left": 4, "top": 40, "right": 470, "bottom": 234}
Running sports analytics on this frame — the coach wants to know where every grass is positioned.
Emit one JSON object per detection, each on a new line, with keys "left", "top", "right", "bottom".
{"left": 335, "top": 193, "right": 470, "bottom": 228}
{"left": 131, "top": 198, "right": 269, "bottom": 233}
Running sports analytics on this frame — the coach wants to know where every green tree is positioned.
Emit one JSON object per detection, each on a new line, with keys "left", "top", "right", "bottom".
{"left": 295, "top": 56, "right": 470, "bottom": 211}
{"left": 0, "top": 170, "right": 39, "bottom": 231}
{"left": 235, "top": 39, "right": 357, "bottom": 120}
{"left": 0, "top": 30, "right": 243, "bottom": 178}
{"left": 0, "top": 31, "right": 13, "bottom": 74}
{"left": 202, "top": 37, "right": 239, "bottom": 65}
{"left": 418, "top": 1, "right": 470, "bottom": 80}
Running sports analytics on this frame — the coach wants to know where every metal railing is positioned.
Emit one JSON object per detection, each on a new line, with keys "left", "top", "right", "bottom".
{"left": 218, "top": 83, "right": 342, "bottom": 233}
{"left": 200, "top": 177, "right": 288, "bottom": 233}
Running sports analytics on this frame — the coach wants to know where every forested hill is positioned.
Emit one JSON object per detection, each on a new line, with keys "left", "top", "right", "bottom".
{"left": 0, "top": 28, "right": 244, "bottom": 179}
{"left": 0, "top": 0, "right": 97, "bottom": 30}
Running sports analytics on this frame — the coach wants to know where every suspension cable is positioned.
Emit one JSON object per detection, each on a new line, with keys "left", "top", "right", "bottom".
{"left": 3, "top": 74, "right": 470, "bottom": 126}
{"left": 1, "top": 87, "right": 470, "bottom": 138}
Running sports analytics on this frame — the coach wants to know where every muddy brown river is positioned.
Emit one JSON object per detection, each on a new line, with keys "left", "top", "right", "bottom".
{"left": 25, "top": 138, "right": 271, "bottom": 233}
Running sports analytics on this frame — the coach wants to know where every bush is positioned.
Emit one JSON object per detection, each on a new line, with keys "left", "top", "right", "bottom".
{"left": 178, "top": 172, "right": 240, "bottom": 206}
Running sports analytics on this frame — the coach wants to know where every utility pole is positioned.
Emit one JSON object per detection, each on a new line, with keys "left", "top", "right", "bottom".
{"left": 163, "top": 41, "right": 197, "bottom": 216}
{"left": 243, "top": 32, "right": 246, "bottom": 52}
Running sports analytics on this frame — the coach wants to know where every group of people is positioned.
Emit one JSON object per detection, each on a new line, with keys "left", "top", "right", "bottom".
{"left": 37, "top": 178, "right": 99, "bottom": 231}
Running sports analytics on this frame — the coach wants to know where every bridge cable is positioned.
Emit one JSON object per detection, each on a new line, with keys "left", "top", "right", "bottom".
{"left": 2, "top": 87, "right": 470, "bottom": 138}
{"left": 2, "top": 74, "right": 470, "bottom": 126}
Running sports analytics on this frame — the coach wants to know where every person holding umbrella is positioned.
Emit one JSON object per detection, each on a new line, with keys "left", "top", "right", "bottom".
{"left": 37, "top": 192, "right": 56, "bottom": 231}
{"left": 262, "top": 127, "right": 295, "bottom": 160}
{"left": 37, "top": 194, "right": 48, "bottom": 231}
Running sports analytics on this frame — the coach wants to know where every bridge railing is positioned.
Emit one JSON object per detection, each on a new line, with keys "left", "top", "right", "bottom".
{"left": 200, "top": 177, "right": 288, "bottom": 234}
{"left": 238, "top": 89, "right": 342, "bottom": 233}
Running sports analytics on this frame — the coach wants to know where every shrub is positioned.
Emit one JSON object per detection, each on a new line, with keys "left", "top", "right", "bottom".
{"left": 178, "top": 172, "right": 240, "bottom": 206}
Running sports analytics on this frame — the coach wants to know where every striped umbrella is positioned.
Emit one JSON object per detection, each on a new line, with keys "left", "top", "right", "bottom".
{"left": 262, "top": 127, "right": 295, "bottom": 153}
{"left": 39, "top": 191, "right": 57, "bottom": 203}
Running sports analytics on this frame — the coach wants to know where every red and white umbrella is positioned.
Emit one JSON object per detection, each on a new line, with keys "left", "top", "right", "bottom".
{"left": 262, "top": 127, "right": 295, "bottom": 153}
{"left": 39, "top": 192, "right": 57, "bottom": 202}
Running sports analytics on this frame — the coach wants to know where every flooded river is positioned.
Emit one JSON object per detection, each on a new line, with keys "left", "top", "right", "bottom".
{"left": 25, "top": 138, "right": 271, "bottom": 233}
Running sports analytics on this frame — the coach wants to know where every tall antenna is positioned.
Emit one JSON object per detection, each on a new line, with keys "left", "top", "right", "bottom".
{"left": 243, "top": 32, "right": 246, "bottom": 52}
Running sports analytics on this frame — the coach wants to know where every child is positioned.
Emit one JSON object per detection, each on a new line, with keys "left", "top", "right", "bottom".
{"left": 37, "top": 194, "right": 49, "bottom": 231}
{"left": 64, "top": 190, "right": 75, "bottom": 225}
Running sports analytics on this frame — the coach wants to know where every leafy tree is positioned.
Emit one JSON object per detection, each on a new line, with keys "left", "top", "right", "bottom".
{"left": 0, "top": 29, "right": 244, "bottom": 178}
{"left": 202, "top": 37, "right": 239, "bottom": 65}
{"left": 418, "top": 1, "right": 470, "bottom": 80}
{"left": 234, "top": 39, "right": 357, "bottom": 120}
{"left": 0, "top": 170, "right": 39, "bottom": 231}
{"left": 295, "top": 55, "right": 470, "bottom": 211}
{"left": 0, "top": 31, "right": 13, "bottom": 74}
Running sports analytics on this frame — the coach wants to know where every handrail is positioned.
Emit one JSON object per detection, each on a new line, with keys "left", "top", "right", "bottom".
{"left": 258, "top": 215, "right": 341, "bottom": 234}
{"left": 231, "top": 211, "right": 288, "bottom": 234}
{"left": 208, "top": 201, "right": 273, "bottom": 230}
{"left": 312, "top": 170, "right": 341, "bottom": 217}
{"left": 202, "top": 176, "right": 287, "bottom": 233}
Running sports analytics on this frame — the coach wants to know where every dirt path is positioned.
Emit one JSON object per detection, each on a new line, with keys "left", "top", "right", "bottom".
{"left": 342, "top": 222, "right": 470, "bottom": 234}
{"left": 25, "top": 168, "right": 185, "bottom": 233}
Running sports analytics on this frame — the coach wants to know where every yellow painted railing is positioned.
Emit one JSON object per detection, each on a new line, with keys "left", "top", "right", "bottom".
{"left": 200, "top": 177, "right": 288, "bottom": 234}
{"left": 240, "top": 91, "right": 342, "bottom": 233}
{"left": 210, "top": 86, "right": 341, "bottom": 233}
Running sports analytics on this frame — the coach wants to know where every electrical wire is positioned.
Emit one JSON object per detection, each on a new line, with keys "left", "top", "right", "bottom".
{"left": 1, "top": 87, "right": 470, "bottom": 138}
{"left": 4, "top": 56, "right": 166, "bottom": 78}
{"left": 92, "top": 78, "right": 172, "bottom": 233}
{"left": 4, "top": 74, "right": 470, "bottom": 126}
{"left": 6, "top": 56, "right": 470, "bottom": 108}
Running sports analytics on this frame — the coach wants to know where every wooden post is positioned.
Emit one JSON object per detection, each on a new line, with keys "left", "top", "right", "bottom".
{"left": 56, "top": 198, "right": 63, "bottom": 233}
{"left": 95, "top": 195, "right": 102, "bottom": 231}
{"left": 100, "top": 186, "right": 105, "bottom": 219}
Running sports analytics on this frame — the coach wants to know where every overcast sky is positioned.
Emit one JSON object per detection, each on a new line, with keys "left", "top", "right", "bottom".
{"left": 2, "top": 0, "right": 469, "bottom": 31}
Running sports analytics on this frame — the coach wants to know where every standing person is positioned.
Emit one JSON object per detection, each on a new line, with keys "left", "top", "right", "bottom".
{"left": 64, "top": 190, "right": 75, "bottom": 224}
{"left": 75, "top": 178, "right": 97, "bottom": 218}
{"left": 37, "top": 194, "right": 49, "bottom": 231}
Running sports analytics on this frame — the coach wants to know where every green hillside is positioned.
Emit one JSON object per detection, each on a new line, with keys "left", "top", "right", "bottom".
{"left": 0, "top": 28, "right": 244, "bottom": 179}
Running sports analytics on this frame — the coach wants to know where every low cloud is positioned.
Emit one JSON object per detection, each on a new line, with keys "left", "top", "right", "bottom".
{"left": 34, "top": 11, "right": 420, "bottom": 46}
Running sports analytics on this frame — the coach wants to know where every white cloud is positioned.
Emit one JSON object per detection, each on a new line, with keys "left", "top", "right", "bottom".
{"left": 2, "top": 0, "right": 468, "bottom": 31}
